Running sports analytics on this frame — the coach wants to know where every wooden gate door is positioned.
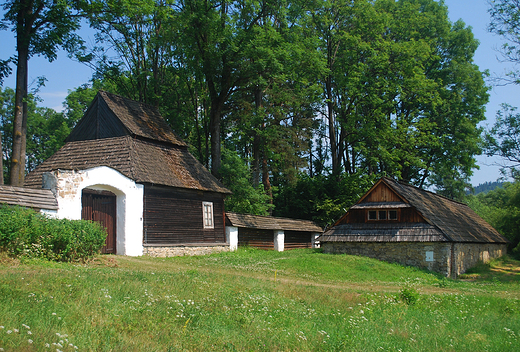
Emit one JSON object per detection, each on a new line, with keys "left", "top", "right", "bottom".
{"left": 82, "top": 189, "right": 117, "bottom": 254}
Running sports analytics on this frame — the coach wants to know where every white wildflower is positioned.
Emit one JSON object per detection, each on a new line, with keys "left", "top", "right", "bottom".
{"left": 28, "top": 339, "right": 33, "bottom": 344}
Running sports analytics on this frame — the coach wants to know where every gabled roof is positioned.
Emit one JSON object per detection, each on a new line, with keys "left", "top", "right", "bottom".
{"left": 66, "top": 91, "right": 187, "bottom": 147}
{"left": 322, "top": 177, "right": 508, "bottom": 244}
{"left": 0, "top": 185, "right": 58, "bottom": 210}
{"left": 226, "top": 212, "right": 322, "bottom": 232}
{"left": 24, "top": 136, "right": 231, "bottom": 194}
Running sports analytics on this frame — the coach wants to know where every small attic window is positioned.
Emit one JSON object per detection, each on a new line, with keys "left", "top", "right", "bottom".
{"left": 367, "top": 209, "right": 399, "bottom": 221}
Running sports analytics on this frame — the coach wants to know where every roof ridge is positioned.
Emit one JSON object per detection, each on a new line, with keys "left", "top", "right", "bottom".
{"left": 226, "top": 211, "right": 318, "bottom": 223}
{"left": 383, "top": 177, "right": 469, "bottom": 206}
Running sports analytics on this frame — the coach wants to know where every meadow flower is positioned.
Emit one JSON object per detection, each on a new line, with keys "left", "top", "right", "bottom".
{"left": 28, "top": 339, "right": 33, "bottom": 344}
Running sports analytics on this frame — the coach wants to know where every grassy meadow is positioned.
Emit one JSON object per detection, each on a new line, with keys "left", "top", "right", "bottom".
{"left": 0, "top": 248, "right": 519, "bottom": 351}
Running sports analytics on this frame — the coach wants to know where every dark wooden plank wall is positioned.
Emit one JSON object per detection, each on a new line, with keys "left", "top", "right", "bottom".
{"left": 67, "top": 98, "right": 128, "bottom": 142}
{"left": 340, "top": 208, "right": 425, "bottom": 225}
{"left": 238, "top": 228, "right": 274, "bottom": 250}
{"left": 143, "top": 185, "right": 225, "bottom": 244}
{"left": 284, "top": 231, "right": 313, "bottom": 249}
{"left": 363, "top": 183, "right": 402, "bottom": 203}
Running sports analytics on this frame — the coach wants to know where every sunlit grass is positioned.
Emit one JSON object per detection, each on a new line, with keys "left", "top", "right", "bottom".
{"left": 1, "top": 249, "right": 519, "bottom": 351}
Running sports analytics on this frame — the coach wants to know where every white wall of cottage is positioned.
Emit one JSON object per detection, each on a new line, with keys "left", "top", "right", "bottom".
{"left": 43, "top": 166, "right": 144, "bottom": 256}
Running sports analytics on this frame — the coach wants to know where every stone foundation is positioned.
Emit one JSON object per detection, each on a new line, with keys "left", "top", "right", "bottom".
{"left": 143, "top": 244, "right": 230, "bottom": 257}
{"left": 321, "top": 241, "right": 507, "bottom": 278}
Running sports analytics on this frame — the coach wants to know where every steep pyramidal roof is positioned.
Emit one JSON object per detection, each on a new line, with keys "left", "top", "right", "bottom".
{"left": 66, "top": 90, "right": 187, "bottom": 146}
{"left": 321, "top": 177, "right": 507, "bottom": 244}
{"left": 25, "top": 92, "right": 230, "bottom": 194}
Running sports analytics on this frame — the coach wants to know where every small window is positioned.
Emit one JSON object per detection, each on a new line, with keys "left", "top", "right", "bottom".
{"left": 389, "top": 210, "right": 398, "bottom": 220}
{"left": 203, "top": 202, "right": 214, "bottom": 229}
{"left": 368, "top": 210, "right": 377, "bottom": 220}
{"left": 378, "top": 210, "right": 387, "bottom": 220}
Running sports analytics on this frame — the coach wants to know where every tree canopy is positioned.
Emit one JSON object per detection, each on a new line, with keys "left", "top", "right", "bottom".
{"left": 0, "top": 0, "right": 491, "bottom": 225}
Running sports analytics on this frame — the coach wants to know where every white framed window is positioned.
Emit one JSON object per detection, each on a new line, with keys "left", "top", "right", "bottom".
{"left": 203, "top": 202, "right": 214, "bottom": 229}
{"left": 367, "top": 209, "right": 399, "bottom": 221}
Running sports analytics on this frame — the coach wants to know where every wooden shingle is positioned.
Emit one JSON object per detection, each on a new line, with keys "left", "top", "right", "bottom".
{"left": 0, "top": 185, "right": 58, "bottom": 210}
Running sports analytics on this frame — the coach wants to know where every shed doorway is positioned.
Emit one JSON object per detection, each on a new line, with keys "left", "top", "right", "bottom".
{"left": 82, "top": 189, "right": 117, "bottom": 254}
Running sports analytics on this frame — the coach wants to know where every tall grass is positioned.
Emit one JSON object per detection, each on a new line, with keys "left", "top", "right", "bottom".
{"left": 0, "top": 249, "right": 519, "bottom": 351}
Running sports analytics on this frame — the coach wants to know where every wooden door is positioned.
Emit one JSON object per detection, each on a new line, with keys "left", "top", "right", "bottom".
{"left": 82, "top": 189, "right": 117, "bottom": 254}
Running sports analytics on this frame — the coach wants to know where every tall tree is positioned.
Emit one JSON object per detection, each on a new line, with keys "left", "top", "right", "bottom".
{"left": 1, "top": 0, "right": 83, "bottom": 186}
{"left": 488, "top": 0, "right": 520, "bottom": 84}
{"left": 484, "top": 103, "right": 520, "bottom": 176}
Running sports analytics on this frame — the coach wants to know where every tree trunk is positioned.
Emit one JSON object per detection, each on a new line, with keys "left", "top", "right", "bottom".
{"left": 209, "top": 99, "right": 222, "bottom": 179}
{"left": 10, "top": 45, "right": 29, "bottom": 187}
{"left": 0, "top": 131, "right": 4, "bottom": 185}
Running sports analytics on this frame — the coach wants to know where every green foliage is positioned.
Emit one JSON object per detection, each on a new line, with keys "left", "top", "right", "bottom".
{"left": 0, "top": 87, "right": 71, "bottom": 179}
{"left": 484, "top": 104, "right": 520, "bottom": 175}
{"left": 488, "top": 0, "right": 520, "bottom": 84}
{"left": 274, "top": 172, "right": 377, "bottom": 227}
{"left": 466, "top": 181, "right": 520, "bottom": 255}
{"left": 0, "top": 205, "right": 107, "bottom": 262}
{"left": 220, "top": 149, "right": 273, "bottom": 215}
{"left": 398, "top": 286, "right": 420, "bottom": 305}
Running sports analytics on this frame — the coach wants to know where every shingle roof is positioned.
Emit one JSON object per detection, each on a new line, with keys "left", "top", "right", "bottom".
{"left": 0, "top": 185, "right": 58, "bottom": 210}
{"left": 319, "top": 223, "right": 445, "bottom": 242}
{"left": 24, "top": 136, "right": 231, "bottom": 194}
{"left": 382, "top": 178, "right": 507, "bottom": 243}
{"left": 226, "top": 212, "right": 322, "bottom": 232}
{"left": 321, "top": 177, "right": 508, "bottom": 244}
{"left": 66, "top": 91, "right": 187, "bottom": 146}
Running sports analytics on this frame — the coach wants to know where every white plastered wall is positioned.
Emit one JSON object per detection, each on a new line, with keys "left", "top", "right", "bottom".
{"left": 43, "top": 166, "right": 144, "bottom": 256}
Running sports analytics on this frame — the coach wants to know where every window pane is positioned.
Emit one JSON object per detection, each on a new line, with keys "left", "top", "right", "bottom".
{"left": 368, "top": 210, "right": 377, "bottom": 220}
{"left": 378, "top": 210, "right": 387, "bottom": 220}
{"left": 389, "top": 210, "right": 397, "bottom": 220}
{"left": 202, "top": 202, "right": 214, "bottom": 229}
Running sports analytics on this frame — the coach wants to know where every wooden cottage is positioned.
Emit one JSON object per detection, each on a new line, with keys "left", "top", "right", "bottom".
{"left": 225, "top": 212, "right": 322, "bottom": 251}
{"left": 318, "top": 177, "right": 508, "bottom": 277}
{"left": 25, "top": 91, "right": 231, "bottom": 256}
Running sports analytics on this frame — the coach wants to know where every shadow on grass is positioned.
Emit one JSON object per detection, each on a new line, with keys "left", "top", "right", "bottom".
{"left": 459, "top": 255, "right": 520, "bottom": 283}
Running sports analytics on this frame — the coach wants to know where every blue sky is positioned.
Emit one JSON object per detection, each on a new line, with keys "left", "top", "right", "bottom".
{"left": 0, "top": 0, "right": 519, "bottom": 186}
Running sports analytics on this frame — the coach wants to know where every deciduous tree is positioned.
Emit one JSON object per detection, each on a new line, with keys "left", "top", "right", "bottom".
{"left": 1, "top": 0, "right": 83, "bottom": 186}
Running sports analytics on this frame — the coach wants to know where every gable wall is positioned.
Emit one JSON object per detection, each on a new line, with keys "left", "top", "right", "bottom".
{"left": 67, "top": 97, "right": 128, "bottom": 142}
{"left": 363, "top": 182, "right": 403, "bottom": 203}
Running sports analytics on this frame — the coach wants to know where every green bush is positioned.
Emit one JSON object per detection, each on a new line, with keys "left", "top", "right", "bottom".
{"left": 398, "top": 286, "right": 420, "bottom": 305}
{"left": 0, "top": 205, "right": 107, "bottom": 261}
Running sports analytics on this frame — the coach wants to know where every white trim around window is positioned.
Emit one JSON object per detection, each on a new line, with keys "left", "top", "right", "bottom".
{"left": 203, "top": 201, "right": 214, "bottom": 229}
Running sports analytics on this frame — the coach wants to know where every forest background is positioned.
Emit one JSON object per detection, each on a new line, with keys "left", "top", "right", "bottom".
{"left": 0, "top": 0, "right": 519, "bottom": 254}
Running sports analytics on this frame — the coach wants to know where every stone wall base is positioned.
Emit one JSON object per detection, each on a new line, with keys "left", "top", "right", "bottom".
{"left": 321, "top": 241, "right": 507, "bottom": 278}
{"left": 143, "top": 245, "right": 230, "bottom": 257}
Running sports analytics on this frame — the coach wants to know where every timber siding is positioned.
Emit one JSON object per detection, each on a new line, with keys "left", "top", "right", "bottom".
{"left": 319, "top": 177, "right": 509, "bottom": 277}
{"left": 226, "top": 212, "right": 322, "bottom": 250}
{"left": 144, "top": 185, "right": 225, "bottom": 245}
